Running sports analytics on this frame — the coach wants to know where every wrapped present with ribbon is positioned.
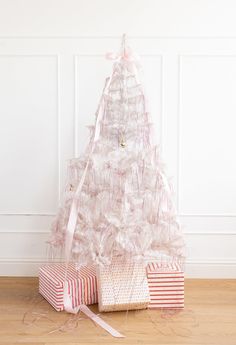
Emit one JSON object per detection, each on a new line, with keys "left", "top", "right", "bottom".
{"left": 39, "top": 263, "right": 97, "bottom": 311}
{"left": 147, "top": 262, "right": 184, "bottom": 309}
{"left": 97, "top": 260, "right": 150, "bottom": 312}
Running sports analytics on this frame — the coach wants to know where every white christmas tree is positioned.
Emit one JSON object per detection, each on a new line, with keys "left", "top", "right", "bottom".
{"left": 49, "top": 35, "right": 185, "bottom": 269}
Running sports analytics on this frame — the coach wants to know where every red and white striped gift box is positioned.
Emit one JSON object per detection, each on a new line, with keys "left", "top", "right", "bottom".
{"left": 39, "top": 263, "right": 98, "bottom": 311}
{"left": 147, "top": 262, "right": 184, "bottom": 309}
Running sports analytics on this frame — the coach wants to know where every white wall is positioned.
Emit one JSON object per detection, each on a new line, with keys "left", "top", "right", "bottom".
{"left": 0, "top": 0, "right": 236, "bottom": 278}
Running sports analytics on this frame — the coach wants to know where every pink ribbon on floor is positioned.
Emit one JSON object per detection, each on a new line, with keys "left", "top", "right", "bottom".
{"left": 80, "top": 305, "right": 124, "bottom": 337}
{"left": 63, "top": 282, "right": 124, "bottom": 338}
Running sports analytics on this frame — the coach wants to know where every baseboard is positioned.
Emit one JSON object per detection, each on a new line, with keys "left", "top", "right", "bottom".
{"left": 0, "top": 258, "right": 236, "bottom": 278}
{"left": 185, "top": 260, "right": 236, "bottom": 278}
{"left": 0, "top": 258, "right": 46, "bottom": 277}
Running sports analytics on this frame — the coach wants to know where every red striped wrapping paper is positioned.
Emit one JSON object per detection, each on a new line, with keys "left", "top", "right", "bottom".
{"left": 39, "top": 263, "right": 98, "bottom": 311}
{"left": 147, "top": 262, "right": 184, "bottom": 309}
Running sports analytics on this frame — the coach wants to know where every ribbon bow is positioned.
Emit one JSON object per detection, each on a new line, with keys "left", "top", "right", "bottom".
{"left": 106, "top": 34, "right": 141, "bottom": 79}
{"left": 105, "top": 46, "right": 141, "bottom": 75}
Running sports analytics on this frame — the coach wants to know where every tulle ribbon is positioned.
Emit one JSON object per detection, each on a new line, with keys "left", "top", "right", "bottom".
{"left": 63, "top": 75, "right": 124, "bottom": 338}
{"left": 62, "top": 42, "right": 152, "bottom": 338}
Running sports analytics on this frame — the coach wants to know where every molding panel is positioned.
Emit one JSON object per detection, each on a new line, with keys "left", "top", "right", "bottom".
{"left": 0, "top": 54, "right": 59, "bottom": 215}
{"left": 178, "top": 55, "right": 236, "bottom": 216}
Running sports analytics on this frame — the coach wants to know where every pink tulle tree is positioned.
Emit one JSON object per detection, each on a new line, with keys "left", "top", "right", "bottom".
{"left": 48, "top": 35, "right": 185, "bottom": 270}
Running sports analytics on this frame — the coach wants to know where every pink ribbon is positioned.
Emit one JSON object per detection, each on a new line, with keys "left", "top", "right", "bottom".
{"left": 63, "top": 77, "right": 124, "bottom": 338}
{"left": 80, "top": 305, "right": 124, "bottom": 338}
{"left": 63, "top": 37, "right": 141, "bottom": 337}
{"left": 106, "top": 46, "right": 141, "bottom": 85}
{"left": 63, "top": 283, "right": 124, "bottom": 337}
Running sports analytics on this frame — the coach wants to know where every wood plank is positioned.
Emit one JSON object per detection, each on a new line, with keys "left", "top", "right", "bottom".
{"left": 0, "top": 277, "right": 236, "bottom": 344}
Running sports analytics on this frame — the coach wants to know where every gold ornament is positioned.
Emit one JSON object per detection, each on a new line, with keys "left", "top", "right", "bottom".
{"left": 119, "top": 130, "right": 126, "bottom": 148}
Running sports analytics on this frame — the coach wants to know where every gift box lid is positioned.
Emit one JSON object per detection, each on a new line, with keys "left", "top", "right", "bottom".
{"left": 147, "top": 262, "right": 184, "bottom": 274}
{"left": 39, "top": 263, "right": 96, "bottom": 289}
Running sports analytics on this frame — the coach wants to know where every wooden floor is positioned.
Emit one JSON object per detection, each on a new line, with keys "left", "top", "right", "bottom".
{"left": 0, "top": 278, "right": 236, "bottom": 345}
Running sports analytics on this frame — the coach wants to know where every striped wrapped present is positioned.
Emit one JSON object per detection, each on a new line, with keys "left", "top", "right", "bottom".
{"left": 39, "top": 263, "right": 98, "bottom": 311}
{"left": 147, "top": 262, "right": 184, "bottom": 309}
